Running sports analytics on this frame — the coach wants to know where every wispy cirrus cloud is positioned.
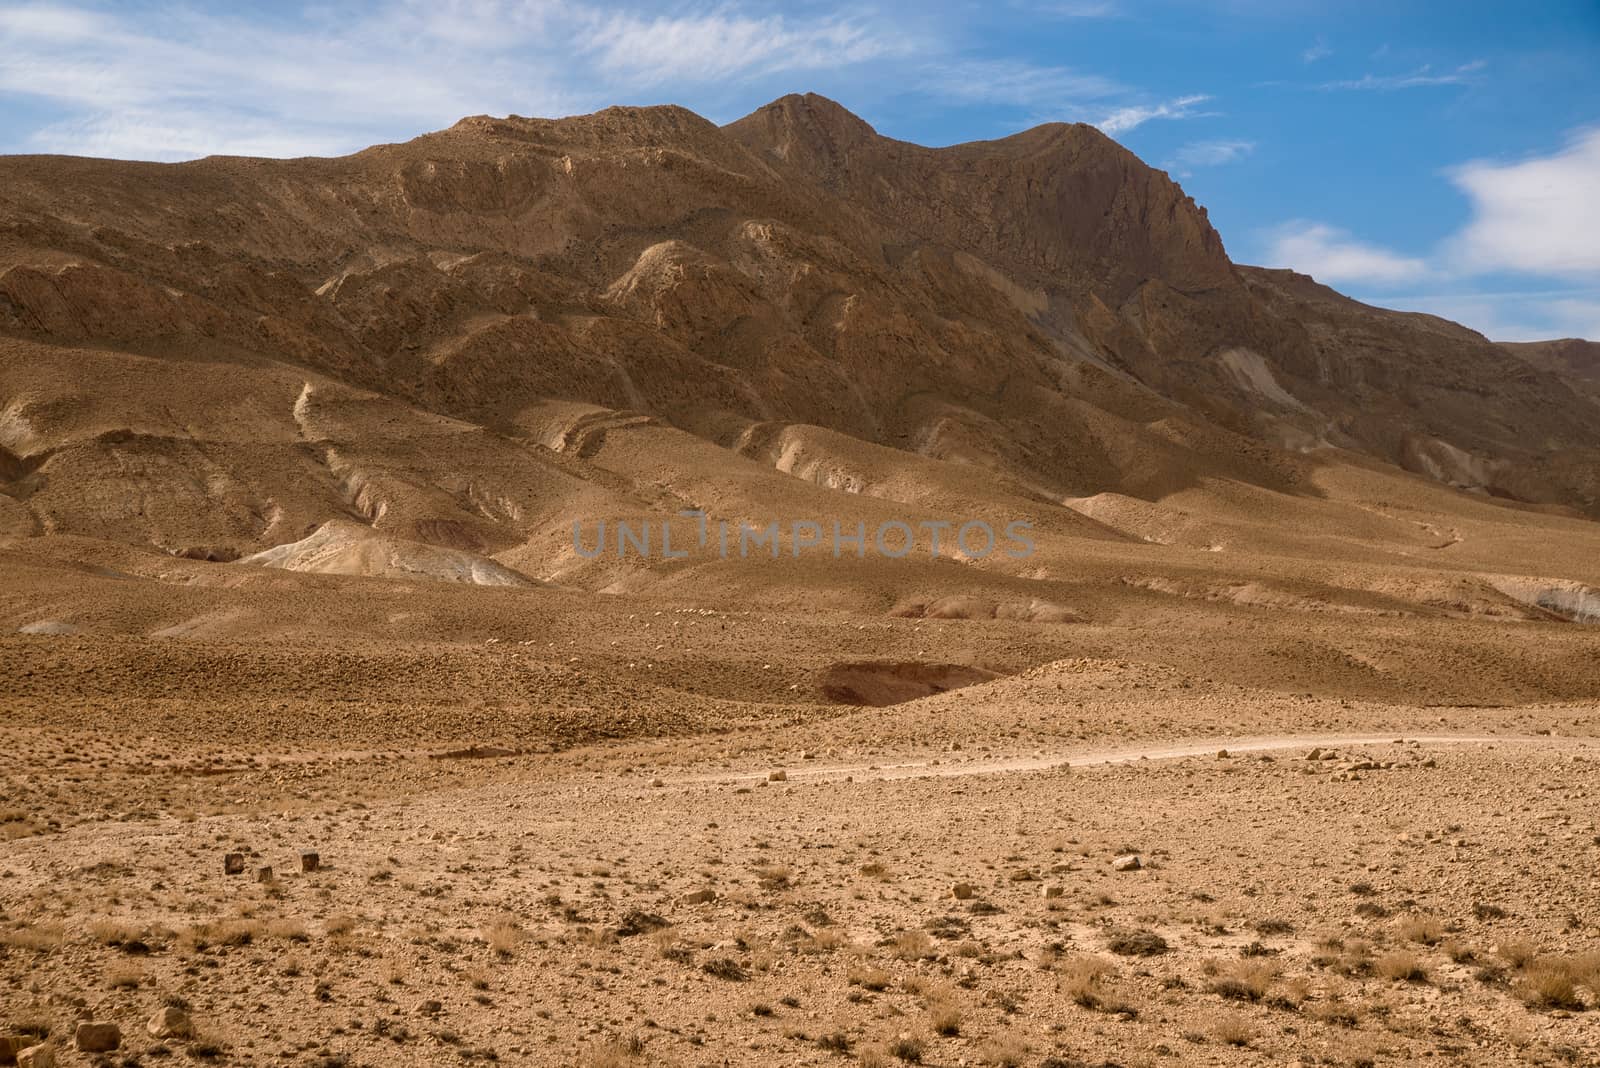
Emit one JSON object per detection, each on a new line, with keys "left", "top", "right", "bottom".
{"left": 1301, "top": 37, "right": 1331, "bottom": 63}
{"left": 1024, "top": 0, "right": 1121, "bottom": 16}
{"left": 1096, "top": 94, "right": 1213, "bottom": 134}
{"left": 1171, "top": 139, "right": 1254, "bottom": 169}
{"left": 0, "top": 0, "right": 1200, "bottom": 161}
{"left": 921, "top": 59, "right": 1122, "bottom": 109}
{"left": 0, "top": 0, "right": 582, "bottom": 158}
{"left": 584, "top": 11, "right": 901, "bottom": 87}
{"left": 1319, "top": 60, "right": 1485, "bottom": 91}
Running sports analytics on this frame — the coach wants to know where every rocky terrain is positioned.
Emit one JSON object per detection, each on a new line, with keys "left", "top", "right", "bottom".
{"left": 1, "top": 95, "right": 1597, "bottom": 1066}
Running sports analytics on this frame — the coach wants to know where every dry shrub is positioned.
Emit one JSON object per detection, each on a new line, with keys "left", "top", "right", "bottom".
{"left": 702, "top": 956, "right": 747, "bottom": 981}
{"left": 582, "top": 1034, "right": 645, "bottom": 1066}
{"left": 1516, "top": 954, "right": 1600, "bottom": 1012}
{"left": 1104, "top": 926, "right": 1168, "bottom": 956}
{"left": 1, "top": 925, "right": 65, "bottom": 951}
{"left": 927, "top": 999, "right": 962, "bottom": 1037}
{"left": 1208, "top": 960, "right": 1277, "bottom": 1002}
{"left": 754, "top": 864, "right": 792, "bottom": 890}
{"left": 652, "top": 928, "right": 694, "bottom": 964}
{"left": 803, "top": 928, "right": 850, "bottom": 954}
{"left": 1517, "top": 962, "right": 1582, "bottom": 1012}
{"left": 484, "top": 916, "right": 520, "bottom": 958}
{"left": 892, "top": 931, "right": 933, "bottom": 961}
{"left": 1307, "top": 996, "right": 1362, "bottom": 1028}
{"left": 323, "top": 914, "right": 359, "bottom": 937}
{"left": 848, "top": 964, "right": 891, "bottom": 992}
{"left": 887, "top": 1034, "right": 925, "bottom": 1063}
{"left": 87, "top": 920, "right": 142, "bottom": 946}
{"left": 1397, "top": 915, "right": 1444, "bottom": 946}
{"left": 1376, "top": 950, "right": 1427, "bottom": 983}
{"left": 1209, "top": 1011, "right": 1254, "bottom": 1047}
{"left": 1059, "top": 954, "right": 1134, "bottom": 1014}
{"left": 977, "top": 1034, "right": 1028, "bottom": 1066}
{"left": 1497, "top": 938, "right": 1540, "bottom": 970}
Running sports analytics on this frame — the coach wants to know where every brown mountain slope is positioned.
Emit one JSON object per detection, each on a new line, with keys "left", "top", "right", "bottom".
{"left": 1500, "top": 337, "right": 1600, "bottom": 394}
{"left": 0, "top": 93, "right": 1597, "bottom": 586}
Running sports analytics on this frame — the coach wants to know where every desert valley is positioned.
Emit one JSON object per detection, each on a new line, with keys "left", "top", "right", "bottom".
{"left": 1, "top": 92, "right": 1598, "bottom": 1067}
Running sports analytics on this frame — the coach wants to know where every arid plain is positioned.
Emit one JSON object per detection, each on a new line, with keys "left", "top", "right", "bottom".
{"left": 2, "top": 95, "right": 1598, "bottom": 1066}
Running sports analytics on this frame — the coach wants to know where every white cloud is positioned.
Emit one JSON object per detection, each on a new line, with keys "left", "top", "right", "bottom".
{"left": 1026, "top": 1, "right": 1121, "bottom": 16}
{"left": 1319, "top": 60, "right": 1485, "bottom": 91}
{"left": 1263, "top": 222, "right": 1429, "bottom": 285}
{"left": 1362, "top": 290, "right": 1600, "bottom": 343}
{"left": 1446, "top": 127, "right": 1600, "bottom": 277}
{"left": 0, "top": 0, "right": 1217, "bottom": 161}
{"left": 1302, "top": 37, "right": 1331, "bottom": 64}
{"left": 0, "top": 0, "right": 904, "bottom": 160}
{"left": 583, "top": 12, "right": 897, "bottom": 87}
{"left": 1263, "top": 128, "right": 1600, "bottom": 340}
{"left": 1095, "top": 94, "right": 1212, "bottom": 134}
{"left": 1171, "top": 139, "right": 1254, "bottom": 168}
{"left": 922, "top": 60, "right": 1122, "bottom": 109}
{"left": 0, "top": 1, "right": 585, "bottom": 159}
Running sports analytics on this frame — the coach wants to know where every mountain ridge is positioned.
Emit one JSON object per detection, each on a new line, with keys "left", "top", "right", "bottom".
{"left": 1, "top": 93, "right": 1597, "bottom": 582}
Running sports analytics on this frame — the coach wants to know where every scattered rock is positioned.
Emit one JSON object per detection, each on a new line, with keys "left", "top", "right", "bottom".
{"left": 413, "top": 999, "right": 443, "bottom": 1016}
{"left": 146, "top": 1006, "right": 192, "bottom": 1039}
{"left": 427, "top": 745, "right": 518, "bottom": 760}
{"left": 1305, "top": 748, "right": 1323, "bottom": 761}
{"left": 0, "top": 1036, "right": 25, "bottom": 1063}
{"left": 951, "top": 882, "right": 975, "bottom": 900}
{"left": 16, "top": 1045, "right": 53, "bottom": 1068}
{"left": 1041, "top": 885, "right": 1064, "bottom": 899}
{"left": 223, "top": 852, "right": 245, "bottom": 875}
{"left": 767, "top": 769, "right": 787, "bottom": 782}
{"left": 256, "top": 865, "right": 274, "bottom": 882}
{"left": 74, "top": 1022, "right": 120, "bottom": 1053}
{"left": 300, "top": 851, "right": 320, "bottom": 872}
{"left": 649, "top": 778, "right": 664, "bottom": 788}
{"left": 682, "top": 888, "right": 717, "bottom": 905}
{"left": 1112, "top": 854, "right": 1142, "bottom": 872}
{"left": 613, "top": 910, "right": 669, "bottom": 937}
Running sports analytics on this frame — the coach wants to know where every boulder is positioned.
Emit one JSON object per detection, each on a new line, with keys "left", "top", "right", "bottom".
{"left": 1112, "top": 854, "right": 1142, "bottom": 872}
{"left": 74, "top": 1022, "right": 121, "bottom": 1053}
{"left": 146, "top": 1007, "right": 192, "bottom": 1039}
{"left": 16, "top": 1045, "right": 53, "bottom": 1068}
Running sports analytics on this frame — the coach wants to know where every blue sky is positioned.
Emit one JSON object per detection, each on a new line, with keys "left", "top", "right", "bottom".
{"left": 1, "top": 0, "right": 1597, "bottom": 340}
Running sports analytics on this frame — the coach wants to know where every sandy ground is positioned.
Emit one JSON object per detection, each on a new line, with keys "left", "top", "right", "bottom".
{"left": 4, "top": 653, "right": 1598, "bottom": 1067}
